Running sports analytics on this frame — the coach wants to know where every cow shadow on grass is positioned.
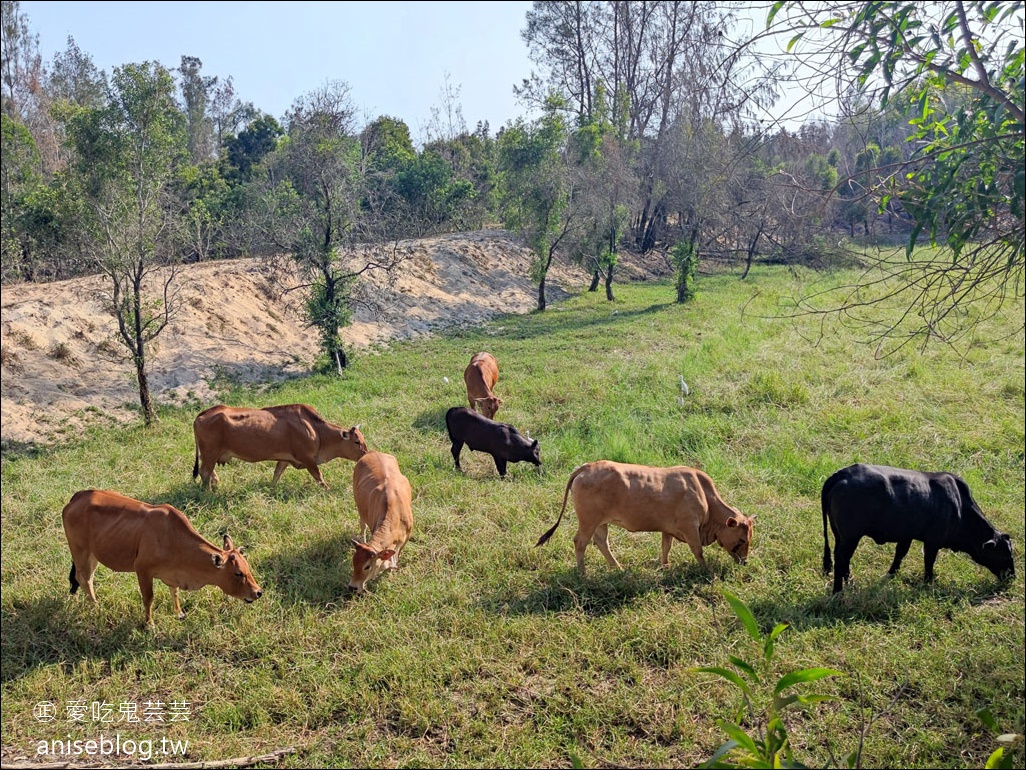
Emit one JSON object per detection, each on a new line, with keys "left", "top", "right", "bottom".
{"left": 739, "top": 574, "right": 1014, "bottom": 634}
{"left": 0, "top": 595, "right": 205, "bottom": 685}
{"left": 478, "top": 561, "right": 718, "bottom": 618}
{"left": 411, "top": 406, "right": 451, "bottom": 435}
{"left": 255, "top": 531, "right": 363, "bottom": 608}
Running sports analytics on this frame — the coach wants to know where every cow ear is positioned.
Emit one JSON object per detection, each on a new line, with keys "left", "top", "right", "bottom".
{"left": 726, "top": 518, "right": 739, "bottom": 528}
{"left": 378, "top": 549, "right": 395, "bottom": 562}
{"left": 223, "top": 534, "right": 235, "bottom": 551}
{"left": 211, "top": 553, "right": 225, "bottom": 568}
{"left": 983, "top": 538, "right": 997, "bottom": 550}
{"left": 532, "top": 439, "right": 539, "bottom": 449}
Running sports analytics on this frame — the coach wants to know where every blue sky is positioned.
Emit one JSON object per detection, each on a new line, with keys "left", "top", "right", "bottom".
{"left": 20, "top": 1, "right": 538, "bottom": 142}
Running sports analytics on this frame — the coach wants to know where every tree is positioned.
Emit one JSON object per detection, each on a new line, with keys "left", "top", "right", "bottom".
{"left": 178, "top": 55, "right": 217, "bottom": 164}
{"left": 497, "top": 104, "right": 578, "bottom": 312}
{"left": 766, "top": 1, "right": 1025, "bottom": 351}
{"left": 251, "top": 81, "right": 408, "bottom": 374}
{"left": 570, "top": 99, "right": 638, "bottom": 300}
{"left": 0, "top": 111, "right": 40, "bottom": 280}
{"left": 63, "top": 61, "right": 189, "bottom": 425}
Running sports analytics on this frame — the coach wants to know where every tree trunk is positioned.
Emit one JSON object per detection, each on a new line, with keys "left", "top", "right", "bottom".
{"left": 740, "top": 225, "right": 763, "bottom": 280}
{"left": 136, "top": 354, "right": 155, "bottom": 426}
{"left": 604, "top": 263, "right": 615, "bottom": 301}
{"left": 537, "top": 274, "right": 547, "bottom": 311}
{"left": 589, "top": 269, "right": 600, "bottom": 292}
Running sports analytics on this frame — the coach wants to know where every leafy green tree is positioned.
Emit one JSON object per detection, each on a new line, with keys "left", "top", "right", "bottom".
{"left": 63, "top": 61, "right": 189, "bottom": 425}
{"left": 1, "top": 112, "right": 38, "bottom": 279}
{"left": 221, "top": 112, "right": 282, "bottom": 183}
{"left": 497, "top": 103, "right": 576, "bottom": 312}
{"left": 768, "top": 0, "right": 1025, "bottom": 349}
{"left": 253, "top": 81, "right": 407, "bottom": 374}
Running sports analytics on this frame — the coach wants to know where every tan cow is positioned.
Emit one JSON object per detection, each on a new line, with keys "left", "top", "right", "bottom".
{"left": 349, "top": 452, "right": 414, "bottom": 594}
{"left": 193, "top": 403, "right": 368, "bottom": 489}
{"left": 536, "top": 461, "right": 755, "bottom": 574}
{"left": 62, "top": 489, "right": 262, "bottom": 627}
{"left": 464, "top": 351, "right": 503, "bottom": 419}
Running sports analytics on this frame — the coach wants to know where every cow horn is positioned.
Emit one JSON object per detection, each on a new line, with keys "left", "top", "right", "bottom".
{"left": 223, "top": 533, "right": 235, "bottom": 550}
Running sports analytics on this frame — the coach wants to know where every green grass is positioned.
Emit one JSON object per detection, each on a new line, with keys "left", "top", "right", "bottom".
{"left": 2, "top": 266, "right": 1023, "bottom": 768}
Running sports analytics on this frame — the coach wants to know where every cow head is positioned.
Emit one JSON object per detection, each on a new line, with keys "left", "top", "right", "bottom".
{"left": 335, "top": 425, "right": 369, "bottom": 461}
{"left": 211, "top": 534, "right": 263, "bottom": 603}
{"left": 527, "top": 439, "right": 541, "bottom": 466}
{"left": 717, "top": 514, "right": 755, "bottom": 565}
{"left": 974, "top": 532, "right": 1015, "bottom": 581}
{"left": 476, "top": 396, "right": 503, "bottom": 419}
{"left": 348, "top": 539, "right": 396, "bottom": 594}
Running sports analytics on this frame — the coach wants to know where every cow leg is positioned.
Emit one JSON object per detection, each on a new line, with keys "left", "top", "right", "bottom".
{"left": 493, "top": 457, "right": 508, "bottom": 478}
{"left": 451, "top": 441, "right": 464, "bottom": 471}
{"left": 591, "top": 525, "right": 622, "bottom": 570}
{"left": 573, "top": 523, "right": 598, "bottom": 574}
{"left": 199, "top": 457, "right": 218, "bottom": 488}
{"left": 75, "top": 555, "right": 100, "bottom": 604}
{"left": 137, "top": 572, "right": 156, "bottom": 627}
{"left": 169, "top": 586, "right": 185, "bottom": 619}
{"left": 679, "top": 521, "right": 711, "bottom": 575}
{"left": 660, "top": 533, "right": 674, "bottom": 568}
{"left": 831, "top": 537, "right": 859, "bottom": 594}
{"left": 302, "top": 463, "right": 329, "bottom": 489}
{"left": 887, "top": 540, "right": 912, "bottom": 577}
{"left": 923, "top": 544, "right": 940, "bottom": 583}
{"left": 271, "top": 461, "right": 290, "bottom": 484}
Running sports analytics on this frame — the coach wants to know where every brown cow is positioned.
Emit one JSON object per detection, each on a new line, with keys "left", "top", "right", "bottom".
{"left": 464, "top": 351, "right": 502, "bottom": 419}
{"left": 349, "top": 452, "right": 414, "bottom": 594}
{"left": 536, "top": 461, "right": 755, "bottom": 575}
{"left": 193, "top": 403, "right": 368, "bottom": 489}
{"left": 62, "top": 489, "right": 262, "bottom": 627}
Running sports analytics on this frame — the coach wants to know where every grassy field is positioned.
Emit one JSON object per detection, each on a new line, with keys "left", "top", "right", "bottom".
{"left": 2, "top": 265, "right": 1023, "bottom": 768}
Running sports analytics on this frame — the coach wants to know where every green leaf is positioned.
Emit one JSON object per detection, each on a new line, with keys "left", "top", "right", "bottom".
{"left": 702, "top": 739, "right": 741, "bottom": 768}
{"left": 978, "top": 707, "right": 1000, "bottom": 731}
{"left": 786, "top": 32, "right": 805, "bottom": 53}
{"left": 985, "top": 747, "right": 1011, "bottom": 769}
{"left": 773, "top": 668, "right": 841, "bottom": 695}
{"left": 729, "top": 655, "right": 760, "bottom": 683}
{"left": 696, "top": 666, "right": 753, "bottom": 697}
{"left": 722, "top": 588, "right": 762, "bottom": 643}
{"left": 716, "top": 719, "right": 763, "bottom": 757}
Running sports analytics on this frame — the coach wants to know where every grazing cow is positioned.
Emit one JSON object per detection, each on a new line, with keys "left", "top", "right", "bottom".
{"left": 193, "top": 403, "right": 367, "bottom": 489}
{"left": 349, "top": 452, "right": 414, "bottom": 594}
{"left": 821, "top": 463, "right": 1015, "bottom": 594}
{"left": 445, "top": 406, "right": 540, "bottom": 478}
{"left": 62, "top": 489, "right": 262, "bottom": 627}
{"left": 536, "top": 461, "right": 755, "bottom": 575}
{"left": 464, "top": 351, "right": 503, "bottom": 419}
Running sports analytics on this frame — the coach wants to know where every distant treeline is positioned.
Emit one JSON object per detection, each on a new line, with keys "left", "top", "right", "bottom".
{"left": 1, "top": 0, "right": 928, "bottom": 287}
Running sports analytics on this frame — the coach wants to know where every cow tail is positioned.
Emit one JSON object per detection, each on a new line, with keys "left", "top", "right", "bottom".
{"left": 192, "top": 437, "right": 200, "bottom": 480}
{"left": 69, "top": 562, "right": 79, "bottom": 595}
{"left": 536, "top": 465, "right": 585, "bottom": 547}
{"left": 821, "top": 474, "right": 834, "bottom": 575}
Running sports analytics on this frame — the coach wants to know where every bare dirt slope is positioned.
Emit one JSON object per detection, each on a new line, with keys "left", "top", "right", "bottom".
{"left": 1, "top": 230, "right": 662, "bottom": 448}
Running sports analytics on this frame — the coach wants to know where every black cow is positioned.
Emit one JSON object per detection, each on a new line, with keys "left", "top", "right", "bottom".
{"left": 445, "top": 406, "right": 540, "bottom": 478}
{"left": 821, "top": 463, "right": 1015, "bottom": 594}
